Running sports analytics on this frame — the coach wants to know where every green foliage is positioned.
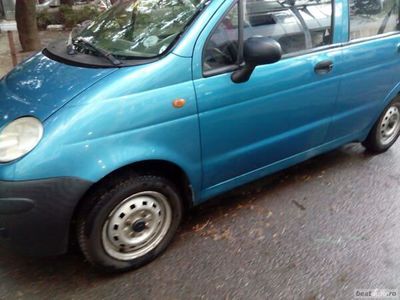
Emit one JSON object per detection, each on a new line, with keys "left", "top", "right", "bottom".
{"left": 36, "top": 5, "right": 100, "bottom": 30}
{"left": 60, "top": 5, "right": 100, "bottom": 29}
{"left": 36, "top": 9, "right": 62, "bottom": 30}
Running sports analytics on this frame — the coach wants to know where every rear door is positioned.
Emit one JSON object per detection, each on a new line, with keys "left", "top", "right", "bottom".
{"left": 328, "top": 0, "right": 400, "bottom": 140}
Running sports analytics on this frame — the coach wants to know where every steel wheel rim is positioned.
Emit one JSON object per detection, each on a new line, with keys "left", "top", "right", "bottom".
{"left": 379, "top": 106, "right": 400, "bottom": 146}
{"left": 102, "top": 191, "right": 172, "bottom": 261}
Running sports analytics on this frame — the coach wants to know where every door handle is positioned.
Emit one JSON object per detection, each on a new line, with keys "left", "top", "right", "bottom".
{"left": 314, "top": 60, "right": 334, "bottom": 74}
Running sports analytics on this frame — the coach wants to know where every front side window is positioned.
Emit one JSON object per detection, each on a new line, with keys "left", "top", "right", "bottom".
{"left": 203, "top": 0, "right": 333, "bottom": 73}
{"left": 203, "top": 5, "right": 239, "bottom": 72}
{"left": 349, "top": 0, "right": 400, "bottom": 40}
{"left": 75, "top": 0, "right": 207, "bottom": 59}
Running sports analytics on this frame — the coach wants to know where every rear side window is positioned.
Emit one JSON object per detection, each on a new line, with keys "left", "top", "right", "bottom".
{"left": 349, "top": 0, "right": 400, "bottom": 40}
{"left": 203, "top": 0, "right": 333, "bottom": 74}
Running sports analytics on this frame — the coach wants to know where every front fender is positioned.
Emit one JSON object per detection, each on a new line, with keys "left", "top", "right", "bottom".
{"left": 7, "top": 98, "right": 202, "bottom": 200}
{"left": 1, "top": 54, "right": 203, "bottom": 201}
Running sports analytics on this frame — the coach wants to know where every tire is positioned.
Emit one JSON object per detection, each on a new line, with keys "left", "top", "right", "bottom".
{"left": 77, "top": 174, "right": 183, "bottom": 272}
{"left": 362, "top": 97, "right": 400, "bottom": 153}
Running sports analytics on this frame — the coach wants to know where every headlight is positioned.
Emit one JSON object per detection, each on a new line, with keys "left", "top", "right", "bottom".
{"left": 0, "top": 117, "right": 44, "bottom": 163}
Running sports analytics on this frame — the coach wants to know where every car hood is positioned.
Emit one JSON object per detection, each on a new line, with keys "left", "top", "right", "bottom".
{"left": 0, "top": 52, "right": 117, "bottom": 128}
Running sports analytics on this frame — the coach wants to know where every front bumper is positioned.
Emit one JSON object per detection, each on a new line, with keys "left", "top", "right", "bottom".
{"left": 0, "top": 177, "right": 92, "bottom": 256}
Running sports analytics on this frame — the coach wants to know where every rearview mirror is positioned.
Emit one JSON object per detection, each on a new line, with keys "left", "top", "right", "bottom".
{"left": 232, "top": 36, "right": 282, "bottom": 83}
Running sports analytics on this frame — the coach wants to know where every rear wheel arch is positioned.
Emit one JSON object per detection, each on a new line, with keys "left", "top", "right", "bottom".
{"left": 363, "top": 86, "right": 400, "bottom": 137}
{"left": 362, "top": 96, "right": 400, "bottom": 153}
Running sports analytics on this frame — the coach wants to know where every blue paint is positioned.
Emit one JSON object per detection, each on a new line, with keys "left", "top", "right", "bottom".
{"left": 1, "top": 0, "right": 399, "bottom": 207}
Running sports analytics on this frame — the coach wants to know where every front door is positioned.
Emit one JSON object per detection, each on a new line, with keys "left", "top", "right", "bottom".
{"left": 193, "top": 0, "right": 343, "bottom": 195}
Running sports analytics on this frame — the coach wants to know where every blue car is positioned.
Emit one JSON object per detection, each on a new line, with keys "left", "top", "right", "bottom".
{"left": 1, "top": 0, "right": 400, "bottom": 272}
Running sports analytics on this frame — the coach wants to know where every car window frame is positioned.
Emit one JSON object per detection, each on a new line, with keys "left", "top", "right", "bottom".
{"left": 202, "top": 0, "right": 337, "bottom": 78}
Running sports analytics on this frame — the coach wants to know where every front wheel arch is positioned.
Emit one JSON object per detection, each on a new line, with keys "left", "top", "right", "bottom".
{"left": 68, "top": 159, "right": 194, "bottom": 251}
{"left": 76, "top": 173, "right": 183, "bottom": 272}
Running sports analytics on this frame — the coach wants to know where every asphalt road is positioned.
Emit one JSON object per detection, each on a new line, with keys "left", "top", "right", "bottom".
{"left": 1, "top": 142, "right": 400, "bottom": 300}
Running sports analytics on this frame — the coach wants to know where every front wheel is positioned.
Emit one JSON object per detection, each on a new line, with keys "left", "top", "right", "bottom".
{"left": 362, "top": 97, "right": 400, "bottom": 153}
{"left": 77, "top": 174, "right": 183, "bottom": 272}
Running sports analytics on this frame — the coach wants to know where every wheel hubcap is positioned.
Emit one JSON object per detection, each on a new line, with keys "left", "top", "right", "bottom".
{"left": 132, "top": 220, "right": 146, "bottom": 233}
{"left": 379, "top": 106, "right": 400, "bottom": 146}
{"left": 102, "top": 191, "right": 172, "bottom": 261}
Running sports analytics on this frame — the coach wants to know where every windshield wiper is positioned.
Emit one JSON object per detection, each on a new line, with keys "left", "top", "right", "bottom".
{"left": 74, "top": 37, "right": 122, "bottom": 66}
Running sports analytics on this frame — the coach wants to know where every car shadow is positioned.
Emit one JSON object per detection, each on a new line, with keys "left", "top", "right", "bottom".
{"left": 180, "top": 143, "right": 377, "bottom": 232}
{"left": 0, "top": 143, "right": 380, "bottom": 283}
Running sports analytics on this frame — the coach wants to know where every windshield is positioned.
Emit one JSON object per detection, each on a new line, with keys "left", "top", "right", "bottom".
{"left": 74, "top": 0, "right": 206, "bottom": 59}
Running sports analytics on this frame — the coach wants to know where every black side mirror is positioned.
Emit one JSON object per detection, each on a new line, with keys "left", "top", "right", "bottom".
{"left": 232, "top": 36, "right": 282, "bottom": 83}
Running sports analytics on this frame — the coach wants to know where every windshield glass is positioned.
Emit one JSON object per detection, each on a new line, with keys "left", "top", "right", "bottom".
{"left": 75, "top": 0, "right": 206, "bottom": 59}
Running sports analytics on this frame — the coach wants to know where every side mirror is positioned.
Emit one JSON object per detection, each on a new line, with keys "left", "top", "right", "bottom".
{"left": 232, "top": 36, "right": 282, "bottom": 83}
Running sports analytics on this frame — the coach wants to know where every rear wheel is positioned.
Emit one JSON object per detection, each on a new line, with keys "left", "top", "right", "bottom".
{"left": 363, "top": 98, "right": 400, "bottom": 153}
{"left": 77, "top": 174, "right": 183, "bottom": 272}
